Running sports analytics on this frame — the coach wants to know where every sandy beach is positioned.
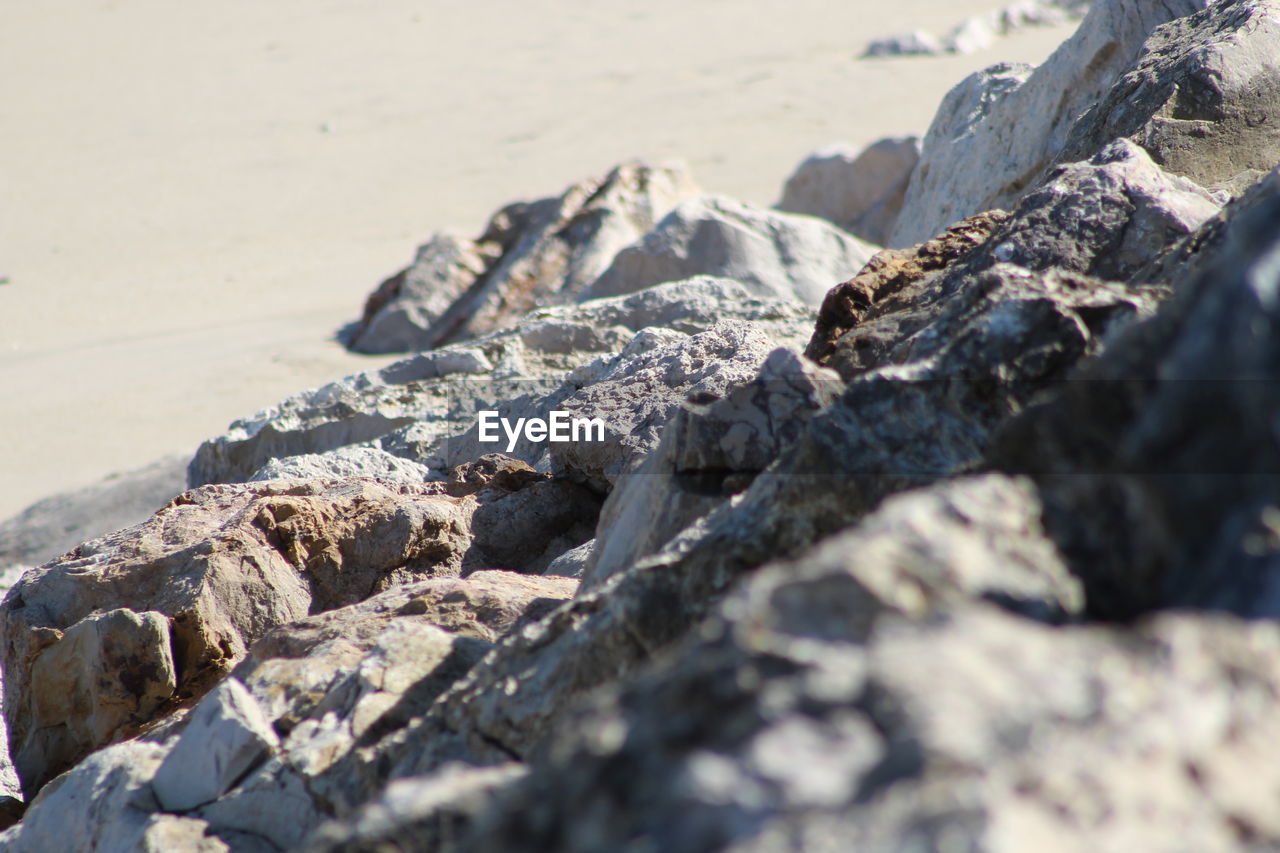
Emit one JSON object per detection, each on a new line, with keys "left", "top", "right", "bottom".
{"left": 0, "top": 0, "right": 1075, "bottom": 518}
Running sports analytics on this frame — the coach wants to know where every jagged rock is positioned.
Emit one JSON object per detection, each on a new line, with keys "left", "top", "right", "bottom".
{"left": 805, "top": 211, "right": 1010, "bottom": 364}
{"left": 890, "top": 0, "right": 1207, "bottom": 247}
{"left": 190, "top": 279, "right": 812, "bottom": 488}
{"left": 348, "top": 161, "right": 701, "bottom": 353}
{"left": 991, "top": 167, "right": 1280, "bottom": 620}
{"left": 250, "top": 445, "right": 436, "bottom": 484}
{"left": 153, "top": 678, "right": 279, "bottom": 812}
{"left": 300, "top": 764, "right": 526, "bottom": 853}
{"left": 776, "top": 137, "right": 921, "bottom": 245}
{"left": 441, "top": 320, "right": 809, "bottom": 493}
{"left": 972, "top": 138, "right": 1221, "bottom": 280}
{"left": 580, "top": 349, "right": 841, "bottom": 593}
{"left": 454, "top": 601, "right": 1280, "bottom": 852}
{"left": 0, "top": 571, "right": 575, "bottom": 850}
{"left": 0, "top": 453, "right": 187, "bottom": 570}
{"left": 1056, "top": 0, "right": 1280, "bottom": 198}
{"left": 585, "top": 195, "right": 877, "bottom": 306}
{"left": 1, "top": 478, "right": 474, "bottom": 795}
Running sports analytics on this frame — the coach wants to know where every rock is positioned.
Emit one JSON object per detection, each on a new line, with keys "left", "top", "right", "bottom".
{"left": 190, "top": 278, "right": 811, "bottom": 488}
{"left": 975, "top": 139, "right": 1221, "bottom": 280}
{"left": 584, "top": 195, "right": 878, "bottom": 307}
{"left": 0, "top": 741, "right": 169, "bottom": 853}
{"left": 580, "top": 349, "right": 841, "bottom": 593}
{"left": 1056, "top": 0, "right": 1280, "bottom": 198}
{"left": 441, "top": 320, "right": 807, "bottom": 493}
{"left": 1, "top": 478, "right": 474, "bottom": 795}
{"left": 250, "top": 445, "right": 437, "bottom": 484}
{"left": 348, "top": 161, "right": 701, "bottom": 353}
{"left": 543, "top": 539, "right": 595, "bottom": 578}
{"left": 890, "top": 0, "right": 1208, "bottom": 247}
{"left": 805, "top": 211, "right": 1009, "bottom": 364}
{"left": 860, "top": 1, "right": 1091, "bottom": 59}
{"left": 0, "top": 453, "right": 187, "bottom": 569}
{"left": 861, "top": 30, "right": 947, "bottom": 57}
{"left": 776, "top": 137, "right": 921, "bottom": 244}
{"left": 153, "top": 678, "right": 279, "bottom": 812}
{"left": 300, "top": 764, "right": 526, "bottom": 853}
{"left": 991, "top": 166, "right": 1280, "bottom": 620}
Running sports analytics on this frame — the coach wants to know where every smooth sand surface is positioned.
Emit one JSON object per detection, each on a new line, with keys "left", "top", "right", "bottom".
{"left": 0, "top": 1, "right": 1076, "bottom": 518}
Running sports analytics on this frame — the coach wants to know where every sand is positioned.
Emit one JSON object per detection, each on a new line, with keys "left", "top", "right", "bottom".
{"left": 0, "top": 0, "right": 1076, "bottom": 519}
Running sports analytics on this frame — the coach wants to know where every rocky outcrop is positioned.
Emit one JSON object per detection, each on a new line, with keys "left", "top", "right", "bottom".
{"left": 191, "top": 279, "right": 812, "bottom": 488}
{"left": 890, "top": 0, "right": 1208, "bottom": 246}
{"left": 1055, "top": 0, "right": 1280, "bottom": 197}
{"left": 0, "top": 479, "right": 474, "bottom": 795}
{"left": 776, "top": 137, "right": 920, "bottom": 244}
{"left": 348, "top": 161, "right": 701, "bottom": 353}
{"left": 584, "top": 195, "right": 877, "bottom": 306}
{"left": 992, "top": 166, "right": 1280, "bottom": 620}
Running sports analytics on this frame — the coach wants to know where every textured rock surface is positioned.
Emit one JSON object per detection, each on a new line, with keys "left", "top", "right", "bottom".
{"left": 1, "top": 478, "right": 474, "bottom": 795}
{"left": 191, "top": 279, "right": 811, "bottom": 488}
{"left": 862, "top": 0, "right": 1091, "bottom": 57}
{"left": 1056, "top": 0, "right": 1280, "bottom": 197}
{"left": 0, "top": 454, "right": 187, "bottom": 571}
{"left": 585, "top": 195, "right": 877, "bottom": 306}
{"left": 581, "top": 349, "right": 841, "bottom": 593}
{"left": 250, "top": 445, "right": 436, "bottom": 484}
{"left": 349, "top": 161, "right": 700, "bottom": 353}
{"left": 993, "top": 166, "right": 1280, "bottom": 620}
{"left": 776, "top": 137, "right": 921, "bottom": 244}
{"left": 890, "top": 0, "right": 1207, "bottom": 246}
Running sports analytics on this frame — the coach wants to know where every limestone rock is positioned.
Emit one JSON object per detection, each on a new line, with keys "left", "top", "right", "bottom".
{"left": 1, "top": 478, "right": 473, "bottom": 795}
{"left": 0, "top": 453, "right": 187, "bottom": 570}
{"left": 348, "top": 161, "right": 701, "bottom": 353}
{"left": 190, "top": 278, "right": 811, "bottom": 488}
{"left": 580, "top": 349, "right": 841, "bottom": 593}
{"left": 1056, "top": 0, "right": 1280, "bottom": 198}
{"left": 890, "top": 0, "right": 1208, "bottom": 247}
{"left": 973, "top": 138, "right": 1221, "bottom": 280}
{"left": 153, "top": 678, "right": 279, "bottom": 812}
{"left": 250, "top": 445, "right": 436, "bottom": 484}
{"left": 991, "top": 166, "right": 1280, "bottom": 620}
{"left": 585, "top": 195, "right": 877, "bottom": 307}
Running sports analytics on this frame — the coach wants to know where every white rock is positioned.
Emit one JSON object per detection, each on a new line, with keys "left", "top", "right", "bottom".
{"left": 861, "top": 30, "right": 948, "bottom": 57}
{"left": 890, "top": 0, "right": 1209, "bottom": 247}
{"left": 153, "top": 677, "right": 280, "bottom": 812}
{"left": 585, "top": 195, "right": 877, "bottom": 307}
{"left": 250, "top": 445, "right": 436, "bottom": 484}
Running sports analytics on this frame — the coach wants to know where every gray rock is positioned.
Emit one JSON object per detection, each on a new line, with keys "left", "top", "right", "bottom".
{"left": 890, "top": 0, "right": 1208, "bottom": 247}
{"left": 991, "top": 166, "right": 1280, "bottom": 620}
{"left": 1, "top": 478, "right": 475, "bottom": 796}
{"left": 585, "top": 196, "right": 877, "bottom": 307}
{"left": 543, "top": 539, "right": 595, "bottom": 578}
{"left": 973, "top": 138, "right": 1221, "bottom": 281}
{"left": 861, "top": 0, "right": 1092, "bottom": 59}
{"left": 250, "top": 445, "right": 437, "bottom": 484}
{"left": 776, "top": 137, "right": 921, "bottom": 245}
{"left": 153, "top": 678, "right": 279, "bottom": 812}
{"left": 861, "top": 29, "right": 947, "bottom": 57}
{"left": 1056, "top": 0, "right": 1280, "bottom": 198}
{"left": 349, "top": 161, "right": 701, "bottom": 353}
{"left": 580, "top": 349, "right": 841, "bottom": 593}
{"left": 190, "top": 279, "right": 811, "bottom": 488}
{"left": 0, "top": 453, "right": 187, "bottom": 570}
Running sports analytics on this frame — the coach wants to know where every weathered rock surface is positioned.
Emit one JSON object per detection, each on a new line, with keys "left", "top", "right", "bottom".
{"left": 191, "top": 278, "right": 811, "bottom": 488}
{"left": 585, "top": 195, "right": 877, "bottom": 306}
{"left": 890, "top": 0, "right": 1208, "bottom": 246}
{"left": 250, "top": 445, "right": 436, "bottom": 484}
{"left": 0, "top": 453, "right": 187, "bottom": 571}
{"left": 1, "top": 478, "right": 474, "bottom": 795}
{"left": 580, "top": 349, "right": 841, "bottom": 593}
{"left": 1056, "top": 0, "right": 1280, "bottom": 197}
{"left": 862, "top": 0, "right": 1091, "bottom": 57}
{"left": 776, "top": 137, "right": 921, "bottom": 244}
{"left": 992, "top": 166, "right": 1280, "bottom": 620}
{"left": 348, "top": 161, "right": 700, "bottom": 353}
